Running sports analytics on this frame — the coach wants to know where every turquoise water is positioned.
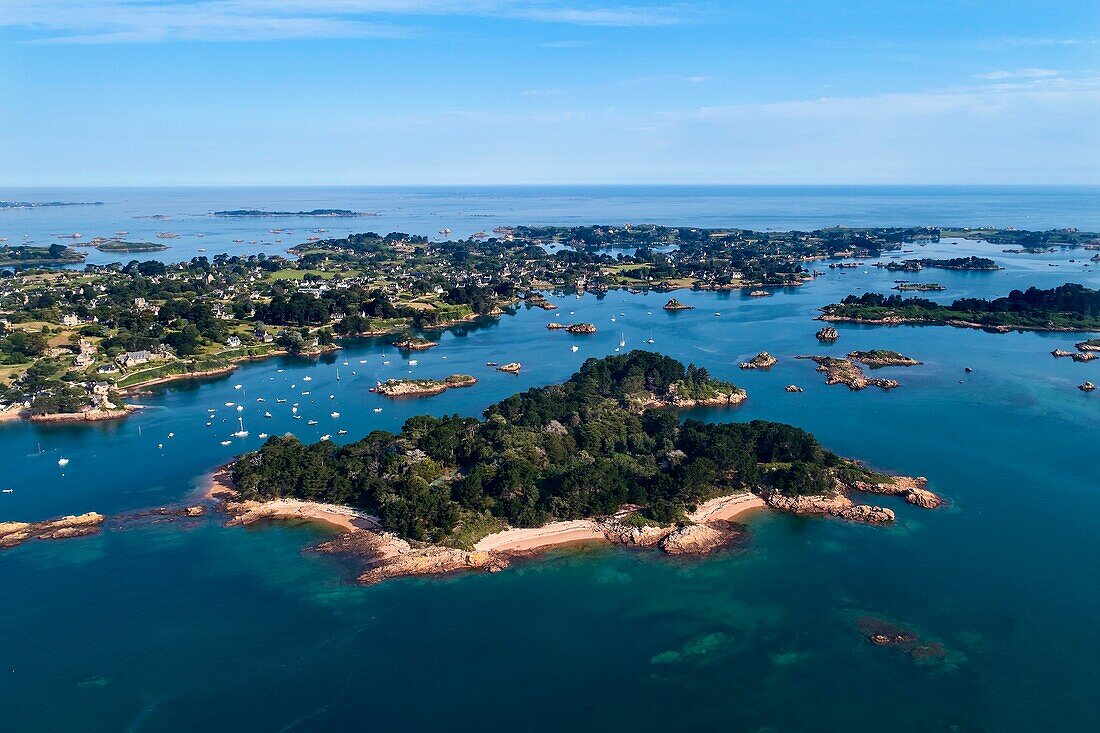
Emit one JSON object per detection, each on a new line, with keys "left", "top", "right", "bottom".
{"left": 2, "top": 189, "right": 1100, "bottom": 731}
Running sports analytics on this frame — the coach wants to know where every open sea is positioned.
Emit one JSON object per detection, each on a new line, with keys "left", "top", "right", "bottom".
{"left": 1, "top": 186, "right": 1098, "bottom": 732}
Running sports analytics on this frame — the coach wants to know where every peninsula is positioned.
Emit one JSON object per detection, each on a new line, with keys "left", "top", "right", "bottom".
{"left": 821, "top": 284, "right": 1100, "bottom": 332}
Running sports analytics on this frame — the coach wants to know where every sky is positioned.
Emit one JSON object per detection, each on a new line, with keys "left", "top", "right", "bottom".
{"left": 1, "top": 0, "right": 1099, "bottom": 186}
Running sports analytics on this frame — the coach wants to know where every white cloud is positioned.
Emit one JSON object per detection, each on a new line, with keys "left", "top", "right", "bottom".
{"left": 0, "top": 0, "right": 690, "bottom": 43}
{"left": 975, "top": 68, "right": 1060, "bottom": 80}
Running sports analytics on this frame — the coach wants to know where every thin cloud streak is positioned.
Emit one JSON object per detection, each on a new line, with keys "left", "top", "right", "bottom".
{"left": 0, "top": 0, "right": 692, "bottom": 43}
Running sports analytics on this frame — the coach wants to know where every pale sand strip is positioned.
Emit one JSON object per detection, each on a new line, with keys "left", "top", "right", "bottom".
{"left": 686, "top": 493, "right": 766, "bottom": 523}
{"left": 228, "top": 499, "right": 383, "bottom": 533}
{"left": 473, "top": 520, "right": 605, "bottom": 553}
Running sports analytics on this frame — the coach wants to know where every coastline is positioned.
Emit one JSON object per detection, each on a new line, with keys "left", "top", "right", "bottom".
{"left": 819, "top": 313, "right": 1100, "bottom": 334}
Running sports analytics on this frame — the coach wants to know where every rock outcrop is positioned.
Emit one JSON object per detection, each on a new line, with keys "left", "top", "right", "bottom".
{"left": 316, "top": 531, "right": 508, "bottom": 584}
{"left": 785, "top": 384, "right": 804, "bottom": 393}
{"left": 739, "top": 352, "right": 778, "bottom": 370}
{"left": 833, "top": 504, "right": 895, "bottom": 524}
{"left": 797, "top": 355, "right": 900, "bottom": 390}
{"left": 1080, "top": 381, "right": 1096, "bottom": 392}
{"left": 596, "top": 517, "right": 671, "bottom": 547}
{"left": 0, "top": 512, "right": 105, "bottom": 549}
{"left": 564, "top": 323, "right": 597, "bottom": 334}
{"left": 391, "top": 337, "right": 438, "bottom": 351}
{"left": 662, "top": 298, "right": 694, "bottom": 311}
{"left": 847, "top": 474, "right": 943, "bottom": 508}
{"left": 658, "top": 521, "right": 741, "bottom": 555}
{"left": 848, "top": 350, "right": 922, "bottom": 368}
{"left": 497, "top": 362, "right": 522, "bottom": 374}
{"left": 815, "top": 326, "right": 839, "bottom": 342}
{"left": 370, "top": 374, "right": 477, "bottom": 398}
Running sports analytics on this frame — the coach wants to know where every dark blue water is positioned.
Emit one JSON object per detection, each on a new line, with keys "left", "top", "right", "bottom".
{"left": 1, "top": 189, "right": 1099, "bottom": 731}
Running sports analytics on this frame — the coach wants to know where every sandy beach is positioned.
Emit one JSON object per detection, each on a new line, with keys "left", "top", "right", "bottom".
{"left": 687, "top": 492, "right": 767, "bottom": 523}
{"left": 202, "top": 468, "right": 381, "bottom": 533}
{"left": 473, "top": 520, "right": 606, "bottom": 553}
{"left": 226, "top": 499, "right": 382, "bottom": 533}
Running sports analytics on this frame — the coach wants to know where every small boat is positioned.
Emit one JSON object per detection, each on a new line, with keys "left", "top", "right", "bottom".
{"left": 277, "top": 369, "right": 284, "bottom": 373}
{"left": 308, "top": 419, "right": 319, "bottom": 426}
{"left": 571, "top": 345, "right": 579, "bottom": 352}
{"left": 236, "top": 405, "right": 244, "bottom": 412}
{"left": 373, "top": 408, "right": 383, "bottom": 413}
{"left": 337, "top": 429, "right": 348, "bottom": 435}
{"left": 342, "top": 361, "right": 349, "bottom": 366}
{"left": 276, "top": 398, "right": 287, "bottom": 403}
{"left": 303, "top": 376, "right": 313, "bottom": 382}
{"left": 409, "top": 359, "right": 418, "bottom": 366}
{"left": 256, "top": 398, "right": 265, "bottom": 402}
{"left": 715, "top": 312, "right": 721, "bottom": 316}
{"left": 301, "top": 391, "right": 311, "bottom": 396}
{"left": 206, "top": 422, "right": 212, "bottom": 427}
{"left": 258, "top": 433, "right": 269, "bottom": 439}
{"left": 359, "top": 360, "right": 367, "bottom": 364}
{"left": 330, "top": 411, "right": 340, "bottom": 418}
{"left": 224, "top": 402, "right": 236, "bottom": 407}
{"left": 158, "top": 443, "right": 163, "bottom": 450}
{"left": 619, "top": 332, "right": 626, "bottom": 348}
{"left": 645, "top": 336, "right": 655, "bottom": 344}
{"left": 220, "top": 440, "right": 233, "bottom": 446}
{"left": 329, "top": 394, "right": 335, "bottom": 400}
{"left": 233, "top": 384, "right": 242, "bottom": 390}
{"left": 320, "top": 434, "right": 332, "bottom": 441}
{"left": 382, "top": 360, "right": 390, "bottom": 365}
{"left": 58, "top": 458, "right": 70, "bottom": 467}
{"left": 264, "top": 412, "right": 272, "bottom": 418}
{"left": 233, "top": 417, "right": 248, "bottom": 438}
{"left": 1, "top": 489, "right": 12, "bottom": 494}
{"left": 293, "top": 415, "right": 302, "bottom": 420}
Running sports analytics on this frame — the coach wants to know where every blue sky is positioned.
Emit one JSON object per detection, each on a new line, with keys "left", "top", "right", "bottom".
{"left": 1, "top": 0, "right": 1098, "bottom": 185}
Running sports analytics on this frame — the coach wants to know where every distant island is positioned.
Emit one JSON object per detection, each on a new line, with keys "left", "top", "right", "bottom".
{"left": 0, "top": 244, "right": 85, "bottom": 267}
{"left": 879, "top": 257, "right": 1001, "bottom": 272}
{"left": 821, "top": 283, "right": 1100, "bottom": 332}
{"left": 217, "top": 352, "right": 938, "bottom": 583}
{"left": 212, "top": 209, "right": 373, "bottom": 217}
{"left": 93, "top": 240, "right": 168, "bottom": 253}
{"left": 0, "top": 200, "right": 103, "bottom": 209}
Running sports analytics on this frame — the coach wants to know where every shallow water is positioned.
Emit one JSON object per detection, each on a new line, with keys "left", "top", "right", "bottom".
{"left": 1, "top": 188, "right": 1099, "bottom": 731}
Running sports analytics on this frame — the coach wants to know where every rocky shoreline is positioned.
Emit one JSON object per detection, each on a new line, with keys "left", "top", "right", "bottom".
{"left": 819, "top": 313, "right": 1096, "bottom": 334}
{"left": 796, "top": 355, "right": 901, "bottom": 390}
{"left": 28, "top": 405, "right": 141, "bottom": 423}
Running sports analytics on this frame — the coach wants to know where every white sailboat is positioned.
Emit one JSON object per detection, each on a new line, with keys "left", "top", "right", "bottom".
{"left": 619, "top": 332, "right": 626, "bottom": 348}
{"left": 233, "top": 417, "right": 249, "bottom": 438}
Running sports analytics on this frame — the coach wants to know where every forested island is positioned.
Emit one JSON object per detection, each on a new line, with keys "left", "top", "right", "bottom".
{"left": 230, "top": 353, "right": 924, "bottom": 552}
{"left": 93, "top": 240, "right": 168, "bottom": 253}
{"left": 821, "top": 284, "right": 1100, "bottom": 332}
{"left": 0, "top": 244, "right": 85, "bottom": 267}
{"left": 212, "top": 209, "right": 368, "bottom": 217}
{"left": 880, "top": 257, "right": 1001, "bottom": 272}
{"left": 0, "top": 201, "right": 102, "bottom": 209}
